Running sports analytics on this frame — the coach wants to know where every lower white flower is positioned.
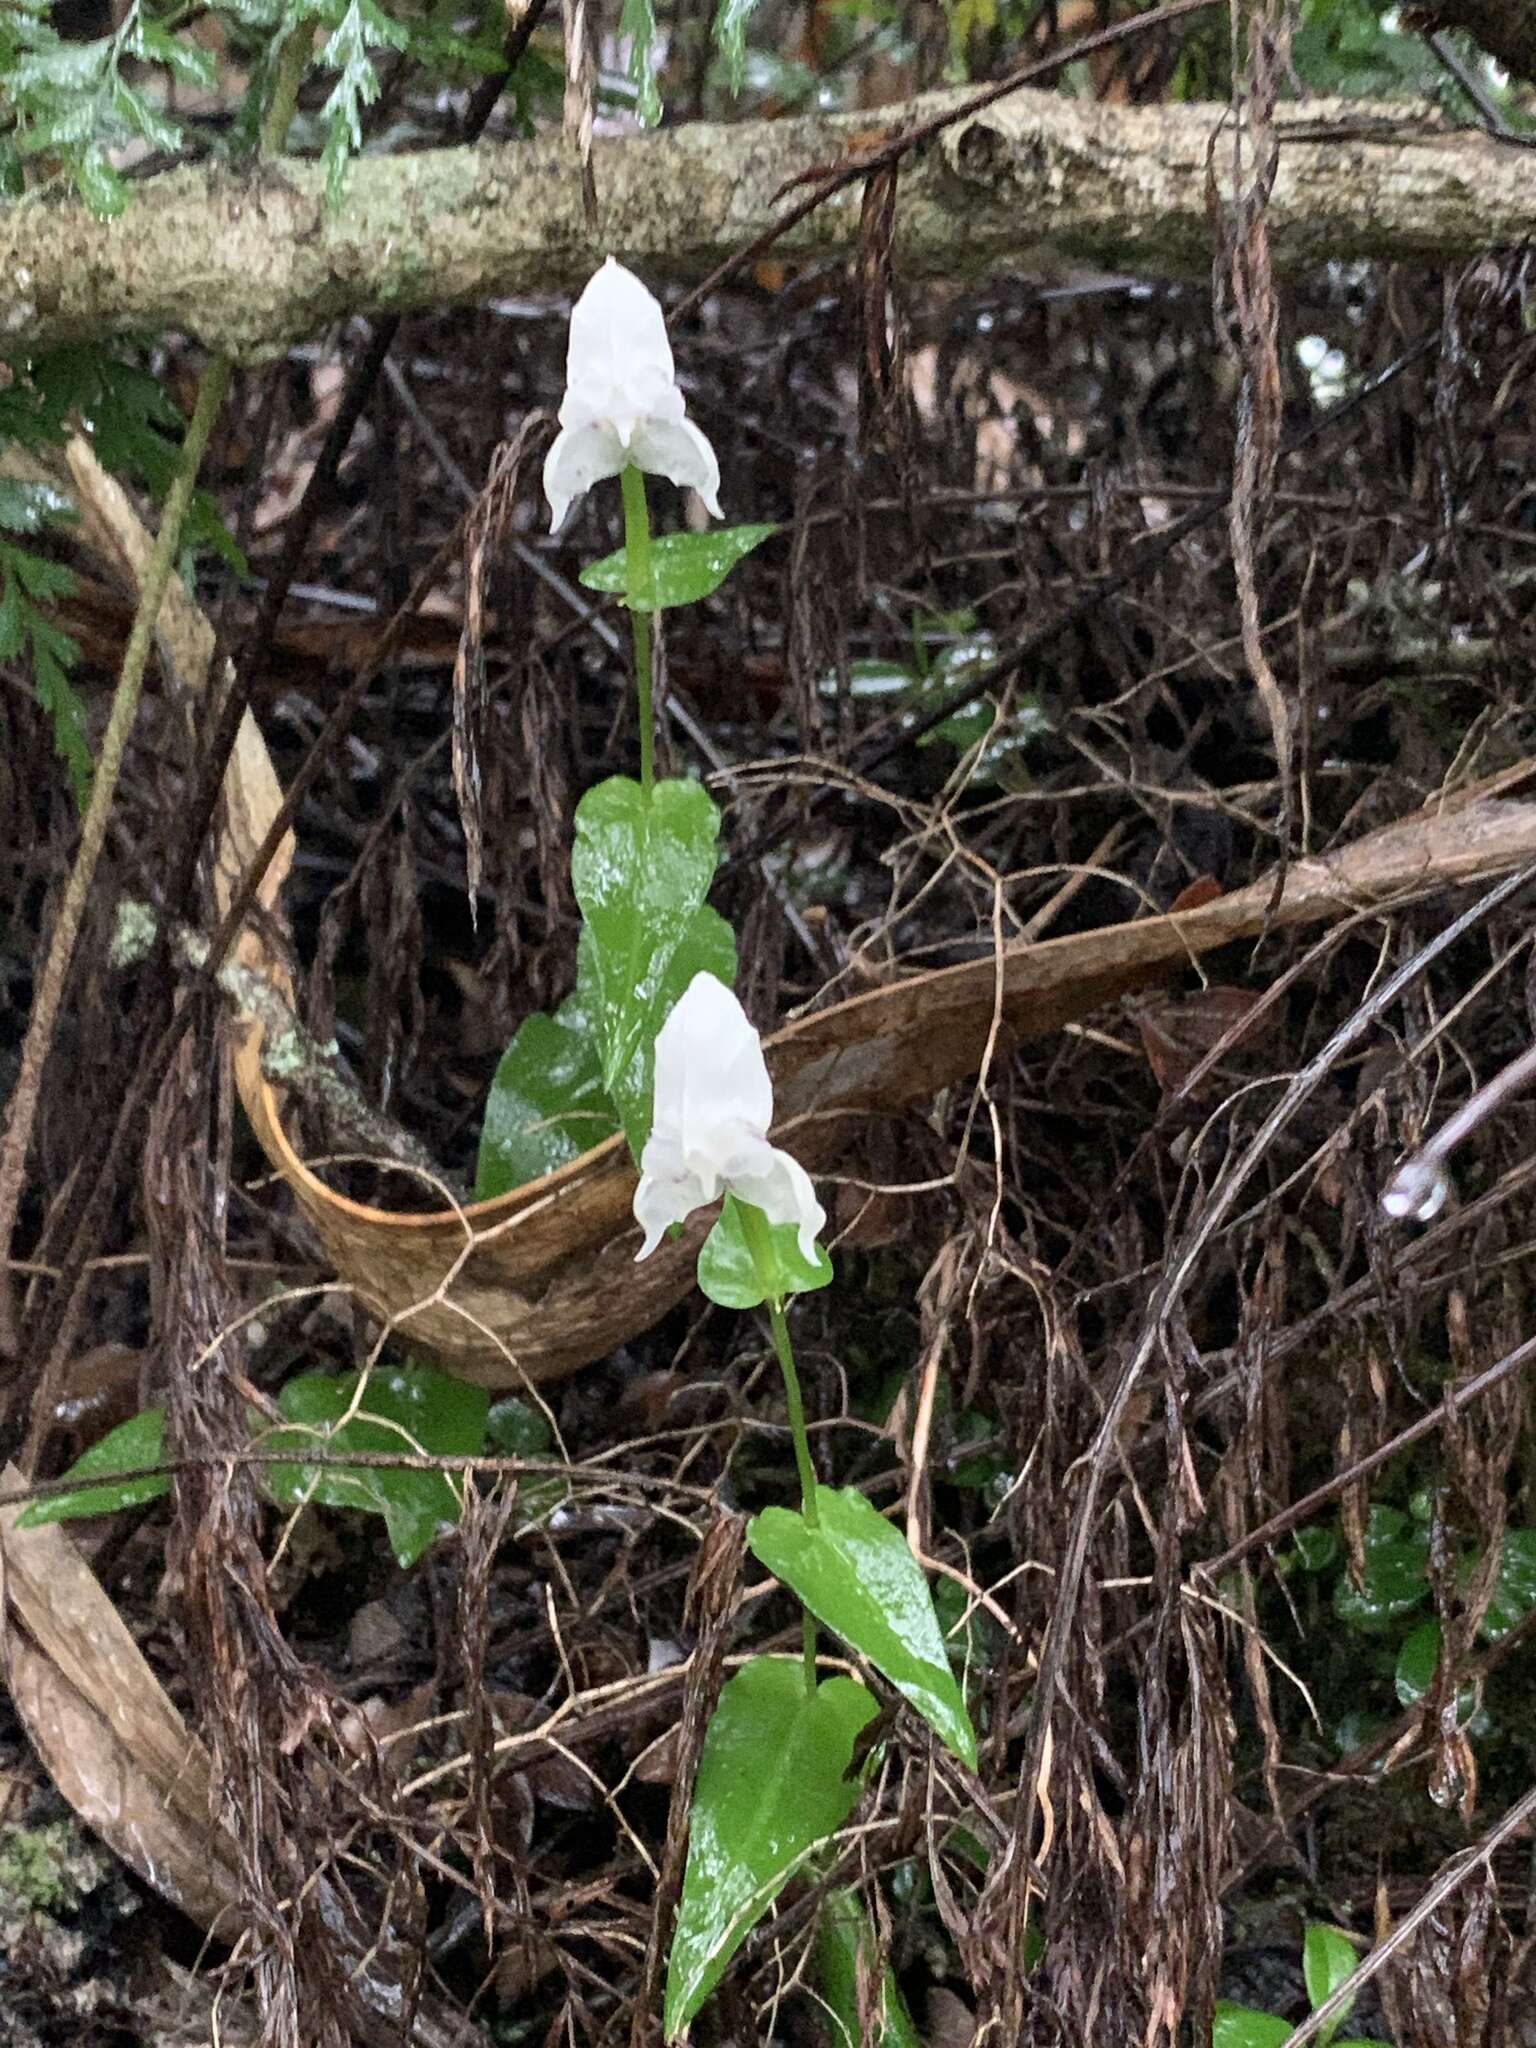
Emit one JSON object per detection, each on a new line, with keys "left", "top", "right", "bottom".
{"left": 633, "top": 972, "right": 825, "bottom": 1263}
{"left": 544, "top": 257, "right": 722, "bottom": 530}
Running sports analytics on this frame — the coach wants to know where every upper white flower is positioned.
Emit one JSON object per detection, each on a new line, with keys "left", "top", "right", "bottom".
{"left": 543, "top": 257, "right": 722, "bottom": 530}
{"left": 633, "top": 972, "right": 825, "bottom": 1263}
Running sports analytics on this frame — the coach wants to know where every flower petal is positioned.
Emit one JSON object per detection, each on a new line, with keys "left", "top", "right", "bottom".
{"left": 728, "top": 1145, "right": 826, "bottom": 1264}
{"left": 629, "top": 416, "right": 722, "bottom": 518}
{"left": 633, "top": 1124, "right": 715, "bottom": 1259}
{"left": 543, "top": 418, "right": 626, "bottom": 530}
{"left": 566, "top": 257, "right": 676, "bottom": 430}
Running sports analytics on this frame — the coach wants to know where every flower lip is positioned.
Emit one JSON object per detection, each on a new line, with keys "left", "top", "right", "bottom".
{"left": 632, "top": 973, "right": 825, "bottom": 1264}
{"left": 543, "top": 257, "right": 722, "bottom": 529}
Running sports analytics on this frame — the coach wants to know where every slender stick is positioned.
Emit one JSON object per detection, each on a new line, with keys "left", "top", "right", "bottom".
{"left": 0, "top": 357, "right": 231, "bottom": 1317}
{"left": 0, "top": 19, "right": 312, "bottom": 1350}
{"left": 619, "top": 463, "right": 656, "bottom": 796}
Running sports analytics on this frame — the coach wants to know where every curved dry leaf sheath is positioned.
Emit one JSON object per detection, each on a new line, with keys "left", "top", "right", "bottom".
{"left": 234, "top": 778, "right": 1536, "bottom": 1387}
{"left": 51, "top": 438, "right": 1536, "bottom": 1388}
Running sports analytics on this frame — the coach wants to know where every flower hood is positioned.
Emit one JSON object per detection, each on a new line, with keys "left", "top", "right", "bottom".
{"left": 543, "top": 258, "right": 722, "bottom": 529}
{"left": 633, "top": 972, "right": 825, "bottom": 1263}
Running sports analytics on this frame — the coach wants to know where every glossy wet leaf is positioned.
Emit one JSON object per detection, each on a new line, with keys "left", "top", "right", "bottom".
{"left": 1483, "top": 1527, "right": 1536, "bottom": 1640}
{"left": 579, "top": 524, "right": 777, "bottom": 611}
{"left": 265, "top": 1364, "right": 489, "bottom": 1568}
{"left": 570, "top": 775, "right": 735, "bottom": 1159}
{"left": 748, "top": 1486, "right": 977, "bottom": 1767}
{"left": 1394, "top": 1618, "right": 1440, "bottom": 1707}
{"left": 664, "top": 1656, "right": 877, "bottom": 2039}
{"left": 816, "top": 1887, "right": 922, "bottom": 2048}
{"left": 1332, "top": 1505, "right": 1428, "bottom": 1633}
{"left": 16, "top": 1405, "right": 168, "bottom": 1525}
{"left": 476, "top": 991, "right": 616, "bottom": 1197}
{"left": 1392, "top": 1618, "right": 1477, "bottom": 1725}
{"left": 1212, "top": 2006, "right": 1294, "bottom": 2048}
{"left": 1304, "top": 1922, "right": 1359, "bottom": 2042}
{"left": 697, "top": 1192, "right": 831, "bottom": 1308}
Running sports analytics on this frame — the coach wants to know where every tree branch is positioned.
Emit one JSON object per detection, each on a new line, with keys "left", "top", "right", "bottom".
{"left": 4, "top": 91, "right": 1533, "bottom": 358}
{"left": 1408, "top": 1, "right": 1536, "bottom": 87}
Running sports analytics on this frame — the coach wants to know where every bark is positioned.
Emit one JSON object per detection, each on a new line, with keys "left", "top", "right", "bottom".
{"left": 1408, "top": 1, "right": 1536, "bottom": 86}
{"left": 1, "top": 89, "right": 1533, "bottom": 359}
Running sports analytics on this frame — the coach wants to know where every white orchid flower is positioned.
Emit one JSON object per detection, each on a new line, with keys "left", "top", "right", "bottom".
{"left": 543, "top": 257, "right": 722, "bottom": 530}
{"left": 633, "top": 972, "right": 825, "bottom": 1264}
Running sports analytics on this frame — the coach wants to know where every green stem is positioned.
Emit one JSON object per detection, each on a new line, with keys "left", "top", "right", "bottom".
{"left": 766, "top": 1293, "right": 820, "bottom": 1530}
{"left": 619, "top": 463, "right": 656, "bottom": 797}
{"left": 737, "top": 1201, "right": 819, "bottom": 1527}
{"left": 737, "top": 1198, "right": 821, "bottom": 1695}
{"left": 260, "top": 18, "right": 316, "bottom": 151}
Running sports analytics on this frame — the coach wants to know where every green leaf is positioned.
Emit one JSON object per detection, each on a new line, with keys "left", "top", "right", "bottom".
{"left": 1483, "top": 1527, "right": 1536, "bottom": 1640}
{"left": 475, "top": 993, "right": 616, "bottom": 1197}
{"left": 932, "top": 1570, "right": 995, "bottom": 1684}
{"left": 317, "top": 0, "right": 410, "bottom": 205}
{"left": 5, "top": 10, "right": 197, "bottom": 217}
{"left": 712, "top": 0, "right": 766, "bottom": 95}
{"left": 0, "top": 478, "right": 74, "bottom": 536}
{"left": 28, "top": 350, "right": 244, "bottom": 571}
{"left": 1393, "top": 1618, "right": 1477, "bottom": 1726}
{"left": 264, "top": 1363, "right": 489, "bottom": 1568}
{"left": 619, "top": 0, "right": 662, "bottom": 126}
{"left": 697, "top": 1193, "right": 831, "bottom": 1309}
{"left": 1332, "top": 1505, "right": 1429, "bottom": 1633}
{"left": 579, "top": 526, "right": 778, "bottom": 611}
{"left": 16, "top": 1407, "right": 168, "bottom": 1526}
{"left": 130, "top": 18, "right": 219, "bottom": 87}
{"left": 485, "top": 1394, "right": 568, "bottom": 1525}
{"left": 478, "top": 772, "right": 738, "bottom": 1191}
{"left": 0, "top": 526, "right": 88, "bottom": 808}
{"left": 664, "top": 1656, "right": 878, "bottom": 2039}
{"left": 485, "top": 1395, "right": 552, "bottom": 1458}
{"left": 1212, "top": 2006, "right": 1294, "bottom": 2048}
{"left": 1394, "top": 1618, "right": 1440, "bottom": 1707}
{"left": 110, "top": 75, "right": 180, "bottom": 155}
{"left": 1291, "top": 1524, "right": 1340, "bottom": 1574}
{"left": 815, "top": 1888, "right": 922, "bottom": 2048}
{"left": 948, "top": 1404, "right": 1006, "bottom": 1491}
{"left": 748, "top": 1486, "right": 977, "bottom": 1768}
{"left": 569, "top": 775, "right": 734, "bottom": 1159}
{"left": 31, "top": 609, "right": 89, "bottom": 809}
{"left": 1304, "top": 1922, "right": 1359, "bottom": 2044}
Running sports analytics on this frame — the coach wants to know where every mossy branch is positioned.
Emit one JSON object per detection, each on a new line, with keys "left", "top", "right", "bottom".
{"left": 2, "top": 92, "right": 1534, "bottom": 359}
